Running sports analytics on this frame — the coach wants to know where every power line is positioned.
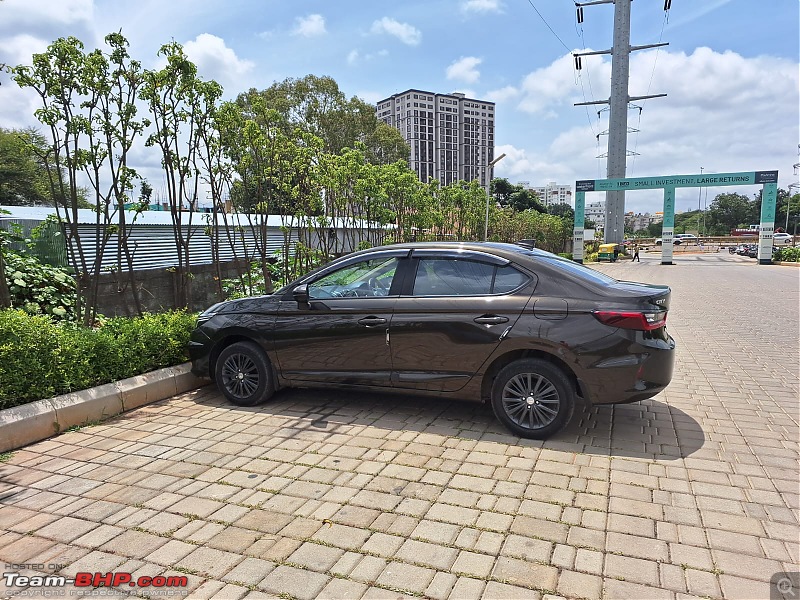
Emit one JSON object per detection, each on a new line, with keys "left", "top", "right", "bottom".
{"left": 574, "top": 12, "right": 601, "bottom": 156}
{"left": 521, "top": 0, "right": 599, "bottom": 139}
{"left": 523, "top": 0, "right": 573, "bottom": 53}
{"left": 630, "top": 7, "right": 670, "bottom": 174}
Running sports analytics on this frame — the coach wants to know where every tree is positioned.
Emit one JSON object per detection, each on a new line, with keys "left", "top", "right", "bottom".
{"left": 218, "top": 97, "right": 324, "bottom": 291}
{"left": 0, "top": 128, "right": 51, "bottom": 205}
{"left": 235, "top": 75, "right": 408, "bottom": 164}
{"left": 755, "top": 187, "right": 797, "bottom": 232}
{"left": 491, "top": 178, "right": 546, "bottom": 213}
{"left": 0, "top": 208, "right": 13, "bottom": 308}
{"left": 14, "top": 34, "right": 149, "bottom": 325}
{"left": 141, "top": 41, "right": 224, "bottom": 308}
{"left": 707, "top": 193, "right": 757, "bottom": 233}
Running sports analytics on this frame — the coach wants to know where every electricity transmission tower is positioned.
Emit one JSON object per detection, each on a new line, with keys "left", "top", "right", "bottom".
{"left": 573, "top": 0, "right": 669, "bottom": 243}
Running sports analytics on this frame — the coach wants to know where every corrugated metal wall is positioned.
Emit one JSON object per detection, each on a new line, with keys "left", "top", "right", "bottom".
{"left": 0, "top": 218, "right": 69, "bottom": 268}
{"left": 70, "top": 224, "right": 302, "bottom": 273}
{"left": 4, "top": 212, "right": 386, "bottom": 274}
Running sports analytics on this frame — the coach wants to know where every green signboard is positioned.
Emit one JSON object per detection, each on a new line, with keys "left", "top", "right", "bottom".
{"left": 573, "top": 170, "right": 779, "bottom": 265}
{"left": 576, "top": 170, "right": 778, "bottom": 192}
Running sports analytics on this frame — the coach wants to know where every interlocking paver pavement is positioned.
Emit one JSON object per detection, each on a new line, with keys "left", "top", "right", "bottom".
{"left": 1, "top": 252, "right": 798, "bottom": 599}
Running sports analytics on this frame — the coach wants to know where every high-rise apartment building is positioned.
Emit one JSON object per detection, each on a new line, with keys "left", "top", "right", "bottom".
{"left": 376, "top": 89, "right": 495, "bottom": 190}
{"left": 527, "top": 182, "right": 573, "bottom": 208}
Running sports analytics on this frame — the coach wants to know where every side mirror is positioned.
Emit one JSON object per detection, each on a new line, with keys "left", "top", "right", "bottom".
{"left": 292, "top": 284, "right": 310, "bottom": 305}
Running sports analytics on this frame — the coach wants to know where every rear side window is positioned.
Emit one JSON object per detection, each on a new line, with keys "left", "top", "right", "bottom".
{"left": 412, "top": 259, "right": 528, "bottom": 296}
{"left": 493, "top": 265, "right": 528, "bottom": 294}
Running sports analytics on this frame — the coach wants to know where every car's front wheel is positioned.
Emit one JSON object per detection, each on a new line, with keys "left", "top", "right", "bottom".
{"left": 490, "top": 359, "right": 575, "bottom": 439}
{"left": 215, "top": 341, "right": 274, "bottom": 407}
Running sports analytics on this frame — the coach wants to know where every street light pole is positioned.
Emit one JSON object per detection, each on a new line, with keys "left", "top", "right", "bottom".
{"left": 484, "top": 153, "right": 507, "bottom": 241}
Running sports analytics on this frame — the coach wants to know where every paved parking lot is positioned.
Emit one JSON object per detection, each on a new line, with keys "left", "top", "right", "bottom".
{"left": 1, "top": 252, "right": 798, "bottom": 599}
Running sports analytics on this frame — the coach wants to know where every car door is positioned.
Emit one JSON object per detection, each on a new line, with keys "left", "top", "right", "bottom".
{"left": 389, "top": 250, "right": 535, "bottom": 392}
{"left": 272, "top": 250, "right": 408, "bottom": 387}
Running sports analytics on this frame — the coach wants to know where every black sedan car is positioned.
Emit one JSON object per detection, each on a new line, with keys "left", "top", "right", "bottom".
{"left": 190, "top": 242, "right": 675, "bottom": 439}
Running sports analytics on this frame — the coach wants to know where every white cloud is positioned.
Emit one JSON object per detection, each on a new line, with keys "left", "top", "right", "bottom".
{"left": 446, "top": 56, "right": 482, "bottom": 84}
{"left": 498, "top": 47, "right": 799, "bottom": 212}
{"left": 0, "top": 0, "right": 93, "bottom": 29}
{"left": 517, "top": 52, "right": 591, "bottom": 115}
{"left": 370, "top": 17, "right": 421, "bottom": 46}
{"left": 485, "top": 85, "right": 520, "bottom": 104}
{"left": 347, "top": 49, "right": 388, "bottom": 66}
{"left": 461, "top": 0, "right": 504, "bottom": 13}
{"left": 292, "top": 14, "right": 326, "bottom": 38}
{"left": 183, "top": 34, "right": 254, "bottom": 86}
{"left": 1, "top": 34, "right": 51, "bottom": 67}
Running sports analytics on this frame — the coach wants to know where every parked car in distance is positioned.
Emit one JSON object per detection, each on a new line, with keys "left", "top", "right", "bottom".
{"left": 655, "top": 237, "right": 681, "bottom": 245}
{"left": 674, "top": 234, "right": 698, "bottom": 245}
{"left": 773, "top": 232, "right": 793, "bottom": 245}
{"left": 189, "top": 242, "right": 676, "bottom": 440}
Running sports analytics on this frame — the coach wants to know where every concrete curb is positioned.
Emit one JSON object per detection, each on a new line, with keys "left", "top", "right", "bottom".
{"left": 0, "top": 363, "right": 209, "bottom": 453}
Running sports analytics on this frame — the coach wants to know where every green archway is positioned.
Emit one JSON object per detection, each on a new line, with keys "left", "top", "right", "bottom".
{"left": 573, "top": 170, "right": 779, "bottom": 265}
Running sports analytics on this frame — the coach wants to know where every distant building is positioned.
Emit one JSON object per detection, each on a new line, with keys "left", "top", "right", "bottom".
{"left": 625, "top": 211, "right": 664, "bottom": 232}
{"left": 523, "top": 182, "right": 573, "bottom": 208}
{"left": 376, "top": 89, "right": 496, "bottom": 191}
{"left": 585, "top": 201, "right": 606, "bottom": 230}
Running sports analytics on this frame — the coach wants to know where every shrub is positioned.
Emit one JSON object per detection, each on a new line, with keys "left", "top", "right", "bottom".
{"left": 0, "top": 310, "right": 196, "bottom": 410}
{"left": 4, "top": 252, "right": 77, "bottom": 319}
{"left": 774, "top": 246, "right": 800, "bottom": 262}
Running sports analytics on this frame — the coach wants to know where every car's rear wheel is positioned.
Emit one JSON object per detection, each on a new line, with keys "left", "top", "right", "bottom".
{"left": 215, "top": 341, "right": 274, "bottom": 407}
{"left": 490, "top": 359, "right": 575, "bottom": 439}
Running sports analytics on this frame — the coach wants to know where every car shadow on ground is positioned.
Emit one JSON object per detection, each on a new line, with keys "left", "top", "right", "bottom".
{"left": 189, "top": 386, "right": 705, "bottom": 461}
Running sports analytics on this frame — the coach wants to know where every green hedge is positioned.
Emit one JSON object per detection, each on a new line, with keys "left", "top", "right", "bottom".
{"left": 0, "top": 310, "right": 196, "bottom": 410}
{"left": 774, "top": 246, "right": 800, "bottom": 262}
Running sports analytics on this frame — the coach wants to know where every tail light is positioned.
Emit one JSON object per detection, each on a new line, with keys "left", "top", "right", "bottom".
{"left": 592, "top": 310, "right": 667, "bottom": 331}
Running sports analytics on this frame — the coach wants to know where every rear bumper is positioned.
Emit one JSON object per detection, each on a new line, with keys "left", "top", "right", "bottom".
{"left": 578, "top": 333, "right": 675, "bottom": 405}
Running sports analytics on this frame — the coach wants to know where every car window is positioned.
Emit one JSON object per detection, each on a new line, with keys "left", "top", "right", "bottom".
{"left": 413, "top": 259, "right": 527, "bottom": 296}
{"left": 493, "top": 265, "right": 528, "bottom": 293}
{"left": 308, "top": 257, "right": 399, "bottom": 299}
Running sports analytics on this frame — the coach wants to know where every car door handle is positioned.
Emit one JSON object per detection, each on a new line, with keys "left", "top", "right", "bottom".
{"left": 474, "top": 315, "right": 509, "bottom": 325}
{"left": 358, "top": 316, "right": 387, "bottom": 327}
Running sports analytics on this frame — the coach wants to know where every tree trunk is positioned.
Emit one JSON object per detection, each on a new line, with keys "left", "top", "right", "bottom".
{"left": 0, "top": 249, "right": 12, "bottom": 309}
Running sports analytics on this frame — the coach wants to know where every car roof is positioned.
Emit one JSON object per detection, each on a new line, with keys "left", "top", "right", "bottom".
{"left": 350, "top": 241, "right": 558, "bottom": 262}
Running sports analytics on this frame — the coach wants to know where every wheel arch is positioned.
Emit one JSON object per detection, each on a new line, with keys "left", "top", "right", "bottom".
{"left": 481, "top": 349, "right": 582, "bottom": 403}
{"left": 209, "top": 334, "right": 278, "bottom": 386}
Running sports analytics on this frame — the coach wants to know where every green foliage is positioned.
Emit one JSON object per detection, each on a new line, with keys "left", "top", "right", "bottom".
{"left": 773, "top": 246, "right": 800, "bottom": 262}
{"left": 491, "top": 178, "right": 546, "bottom": 213}
{"left": 0, "top": 127, "right": 51, "bottom": 206}
{"left": 0, "top": 310, "right": 196, "bottom": 409}
{"left": 4, "top": 251, "right": 76, "bottom": 318}
{"left": 236, "top": 75, "right": 409, "bottom": 163}
{"left": 490, "top": 208, "right": 570, "bottom": 253}
{"left": 222, "top": 260, "right": 282, "bottom": 299}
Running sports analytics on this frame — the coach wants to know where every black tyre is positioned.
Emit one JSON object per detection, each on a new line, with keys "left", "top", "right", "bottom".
{"left": 215, "top": 341, "right": 274, "bottom": 407}
{"left": 490, "top": 358, "right": 575, "bottom": 440}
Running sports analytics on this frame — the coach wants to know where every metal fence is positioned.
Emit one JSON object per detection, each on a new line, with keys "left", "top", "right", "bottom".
{"left": 69, "top": 224, "right": 301, "bottom": 273}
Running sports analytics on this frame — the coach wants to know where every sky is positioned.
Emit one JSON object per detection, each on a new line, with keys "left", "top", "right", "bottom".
{"left": 0, "top": 0, "right": 798, "bottom": 214}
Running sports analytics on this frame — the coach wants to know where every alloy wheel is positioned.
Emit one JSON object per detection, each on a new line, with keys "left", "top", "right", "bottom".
{"left": 501, "top": 372, "right": 561, "bottom": 430}
{"left": 220, "top": 352, "right": 260, "bottom": 399}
